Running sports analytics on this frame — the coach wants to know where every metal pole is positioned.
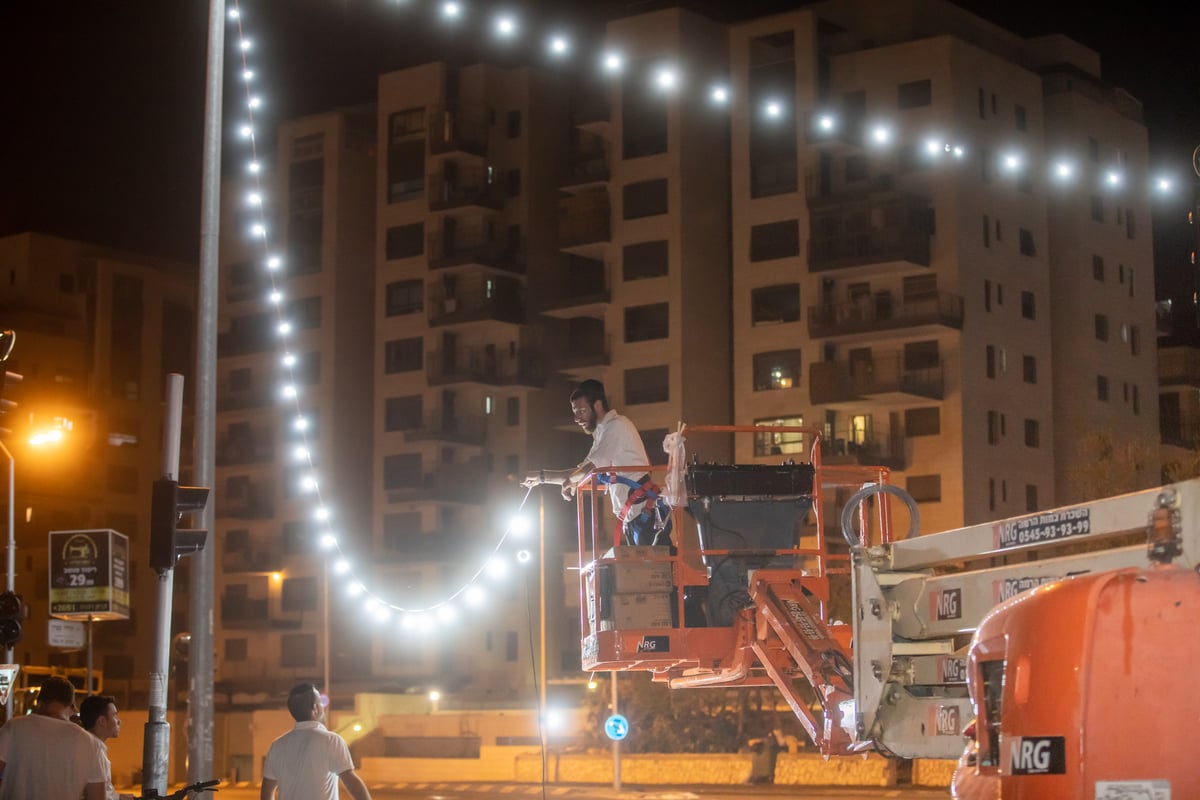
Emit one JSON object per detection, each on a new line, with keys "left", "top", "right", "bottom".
{"left": 539, "top": 491, "right": 548, "bottom": 782}
{"left": 189, "top": 0, "right": 224, "bottom": 787}
{"left": 611, "top": 671, "right": 621, "bottom": 791}
{"left": 2, "top": 441, "right": 13, "bottom": 720}
{"left": 86, "top": 615, "right": 93, "bottom": 696}
{"left": 323, "top": 558, "right": 330, "bottom": 702}
{"left": 143, "top": 374, "right": 185, "bottom": 797}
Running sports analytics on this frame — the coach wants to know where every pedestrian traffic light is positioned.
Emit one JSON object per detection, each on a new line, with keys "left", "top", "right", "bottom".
{"left": 0, "top": 591, "right": 23, "bottom": 648}
{"left": 149, "top": 477, "right": 211, "bottom": 571}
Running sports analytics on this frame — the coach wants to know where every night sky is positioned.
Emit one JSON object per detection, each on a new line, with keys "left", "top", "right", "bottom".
{"left": 4, "top": 0, "right": 1198, "bottom": 289}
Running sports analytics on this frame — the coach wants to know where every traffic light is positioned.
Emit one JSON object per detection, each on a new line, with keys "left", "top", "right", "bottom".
{"left": 0, "top": 591, "right": 23, "bottom": 648}
{"left": 0, "top": 368, "right": 22, "bottom": 436}
{"left": 149, "top": 477, "right": 211, "bottom": 571}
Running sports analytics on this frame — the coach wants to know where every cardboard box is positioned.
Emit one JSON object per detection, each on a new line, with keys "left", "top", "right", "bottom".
{"left": 599, "top": 592, "right": 673, "bottom": 630}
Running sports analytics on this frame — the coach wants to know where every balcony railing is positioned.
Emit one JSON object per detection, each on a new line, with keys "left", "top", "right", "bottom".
{"left": 427, "top": 278, "right": 525, "bottom": 327}
{"left": 1158, "top": 347, "right": 1200, "bottom": 387}
{"left": 562, "top": 155, "right": 609, "bottom": 188}
{"left": 540, "top": 259, "right": 609, "bottom": 313}
{"left": 807, "top": 291, "right": 963, "bottom": 339}
{"left": 1161, "top": 420, "right": 1200, "bottom": 449}
{"left": 216, "top": 431, "right": 276, "bottom": 466}
{"left": 428, "top": 105, "right": 489, "bottom": 157}
{"left": 809, "top": 356, "right": 944, "bottom": 404}
{"left": 426, "top": 232, "right": 524, "bottom": 274}
{"left": 220, "top": 598, "right": 270, "bottom": 627}
{"left": 558, "top": 335, "right": 611, "bottom": 370}
{"left": 221, "top": 549, "right": 285, "bottom": 573}
{"left": 216, "top": 388, "right": 274, "bottom": 412}
{"left": 385, "top": 472, "right": 487, "bottom": 505}
{"left": 426, "top": 346, "right": 544, "bottom": 388}
{"left": 403, "top": 412, "right": 487, "bottom": 446}
{"left": 427, "top": 169, "right": 502, "bottom": 211}
{"left": 819, "top": 434, "right": 906, "bottom": 470}
{"left": 558, "top": 194, "right": 611, "bottom": 250}
{"left": 807, "top": 192, "right": 932, "bottom": 272}
{"left": 217, "top": 485, "right": 275, "bottom": 520}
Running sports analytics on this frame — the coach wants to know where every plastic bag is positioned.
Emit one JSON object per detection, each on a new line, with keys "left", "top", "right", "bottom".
{"left": 662, "top": 423, "right": 688, "bottom": 509}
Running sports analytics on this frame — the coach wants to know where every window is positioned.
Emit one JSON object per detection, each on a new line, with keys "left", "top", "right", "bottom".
{"left": 995, "top": 219, "right": 1002, "bottom": 241}
{"left": 1126, "top": 209, "right": 1136, "bottom": 239}
{"left": 905, "top": 407, "right": 940, "bottom": 437}
{"left": 751, "top": 284, "right": 800, "bottom": 325}
{"left": 288, "top": 297, "right": 321, "bottom": 330}
{"left": 1088, "top": 136, "right": 1100, "bottom": 162}
{"left": 506, "top": 110, "right": 521, "bottom": 138}
{"left": 225, "top": 639, "right": 248, "bottom": 662}
{"left": 982, "top": 214, "right": 990, "bottom": 247}
{"left": 625, "top": 365, "right": 668, "bottom": 405}
{"left": 622, "top": 73, "right": 668, "bottom": 158}
{"left": 387, "top": 138, "right": 425, "bottom": 203}
{"left": 282, "top": 577, "right": 317, "bottom": 612}
{"left": 980, "top": 148, "right": 992, "bottom": 183}
{"left": 282, "top": 521, "right": 309, "bottom": 554}
{"left": 281, "top": 634, "right": 317, "bottom": 667}
{"left": 383, "top": 453, "right": 422, "bottom": 489}
{"left": 1133, "top": 385, "right": 1140, "bottom": 415}
{"left": 384, "top": 337, "right": 423, "bottom": 373}
{"left": 753, "top": 349, "right": 801, "bottom": 390}
{"left": 903, "top": 274, "right": 937, "bottom": 302}
{"left": 986, "top": 345, "right": 996, "bottom": 379}
{"left": 989, "top": 478, "right": 996, "bottom": 512}
{"left": 1094, "top": 314, "right": 1109, "bottom": 342}
{"left": 506, "top": 397, "right": 520, "bottom": 426}
{"left": 845, "top": 155, "right": 869, "bottom": 182}
{"left": 623, "top": 179, "right": 668, "bottom": 219}
{"left": 906, "top": 474, "right": 941, "bottom": 503}
{"left": 506, "top": 168, "right": 521, "bottom": 198}
{"left": 749, "top": 220, "right": 800, "bottom": 261}
{"left": 1023, "top": 355, "right": 1037, "bottom": 384}
{"left": 897, "top": 79, "right": 932, "bottom": 109}
{"left": 385, "top": 279, "right": 423, "bottom": 316}
{"left": 1097, "top": 374, "right": 1109, "bottom": 402}
{"left": 904, "top": 340, "right": 939, "bottom": 370}
{"left": 753, "top": 415, "right": 805, "bottom": 456}
{"left": 984, "top": 279, "right": 991, "bottom": 312}
{"left": 625, "top": 303, "right": 669, "bottom": 342}
{"left": 1090, "top": 195, "right": 1104, "bottom": 222}
{"left": 1024, "top": 419, "right": 1040, "bottom": 448}
{"left": 1129, "top": 325, "right": 1141, "bottom": 355}
{"left": 987, "top": 410, "right": 1001, "bottom": 445}
{"left": 1018, "top": 229, "right": 1035, "bottom": 256}
{"left": 1093, "top": 255, "right": 1105, "bottom": 281}
{"left": 1020, "top": 291, "right": 1035, "bottom": 320}
{"left": 385, "top": 223, "right": 424, "bottom": 259}
{"left": 623, "top": 240, "right": 669, "bottom": 280}
{"left": 384, "top": 395, "right": 422, "bottom": 431}
{"left": 1025, "top": 484, "right": 1038, "bottom": 512}
{"left": 390, "top": 107, "right": 425, "bottom": 137}
{"left": 294, "top": 351, "right": 320, "bottom": 385}
{"left": 977, "top": 87, "right": 986, "bottom": 119}
{"left": 1014, "top": 104, "right": 1027, "bottom": 131}
{"left": 506, "top": 631, "right": 519, "bottom": 661}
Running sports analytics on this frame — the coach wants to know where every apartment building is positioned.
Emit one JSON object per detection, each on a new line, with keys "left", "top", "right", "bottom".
{"left": 728, "top": 0, "right": 1158, "bottom": 533}
{"left": 214, "top": 108, "right": 377, "bottom": 701}
{"left": 0, "top": 232, "right": 195, "bottom": 705}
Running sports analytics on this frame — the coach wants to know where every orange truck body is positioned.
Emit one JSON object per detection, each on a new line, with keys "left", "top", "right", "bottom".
{"left": 953, "top": 562, "right": 1200, "bottom": 799}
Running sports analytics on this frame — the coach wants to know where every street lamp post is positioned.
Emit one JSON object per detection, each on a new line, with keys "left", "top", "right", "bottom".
{"left": 2, "top": 440, "right": 13, "bottom": 719}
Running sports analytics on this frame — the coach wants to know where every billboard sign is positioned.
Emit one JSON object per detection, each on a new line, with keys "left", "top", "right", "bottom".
{"left": 48, "top": 529, "right": 130, "bottom": 620}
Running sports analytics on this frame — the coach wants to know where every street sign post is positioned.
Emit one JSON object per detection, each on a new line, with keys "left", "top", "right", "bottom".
{"left": 48, "top": 618, "right": 86, "bottom": 649}
{"left": 0, "top": 664, "right": 18, "bottom": 707}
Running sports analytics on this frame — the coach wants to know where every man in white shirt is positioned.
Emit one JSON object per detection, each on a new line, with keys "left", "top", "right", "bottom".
{"left": 261, "top": 683, "right": 371, "bottom": 800}
{"left": 80, "top": 694, "right": 135, "bottom": 800}
{"left": 524, "top": 379, "right": 669, "bottom": 545}
{"left": 0, "top": 675, "right": 107, "bottom": 800}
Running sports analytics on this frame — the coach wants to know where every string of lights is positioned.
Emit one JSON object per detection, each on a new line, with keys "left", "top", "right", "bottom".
{"left": 221, "top": 0, "right": 1181, "bottom": 628}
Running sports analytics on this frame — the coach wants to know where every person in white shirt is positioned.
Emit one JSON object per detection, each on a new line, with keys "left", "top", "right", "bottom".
{"left": 524, "top": 379, "right": 669, "bottom": 545}
{"left": 261, "top": 683, "right": 371, "bottom": 800}
{"left": 79, "top": 694, "right": 134, "bottom": 800}
{"left": 0, "top": 675, "right": 107, "bottom": 800}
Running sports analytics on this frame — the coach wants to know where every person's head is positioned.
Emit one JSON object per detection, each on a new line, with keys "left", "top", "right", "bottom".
{"left": 79, "top": 695, "right": 121, "bottom": 740}
{"left": 569, "top": 379, "right": 609, "bottom": 434}
{"left": 286, "top": 683, "right": 323, "bottom": 723}
{"left": 35, "top": 676, "right": 77, "bottom": 720}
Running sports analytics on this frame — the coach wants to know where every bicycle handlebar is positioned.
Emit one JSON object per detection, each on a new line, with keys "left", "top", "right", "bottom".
{"left": 136, "top": 779, "right": 220, "bottom": 800}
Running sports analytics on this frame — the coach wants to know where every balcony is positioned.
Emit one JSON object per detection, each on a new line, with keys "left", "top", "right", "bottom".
{"left": 221, "top": 548, "right": 285, "bottom": 573}
{"left": 216, "top": 430, "right": 276, "bottom": 466}
{"left": 385, "top": 472, "right": 487, "bottom": 505}
{"left": 216, "top": 388, "right": 274, "bottom": 412}
{"left": 807, "top": 192, "right": 932, "bottom": 273}
{"left": 819, "top": 435, "right": 906, "bottom": 471}
{"left": 558, "top": 193, "right": 611, "bottom": 258}
{"left": 540, "top": 258, "right": 609, "bottom": 317}
{"left": 1158, "top": 346, "right": 1200, "bottom": 388}
{"left": 403, "top": 412, "right": 487, "bottom": 446}
{"left": 571, "top": 93, "right": 610, "bottom": 130}
{"left": 426, "top": 346, "right": 544, "bottom": 388}
{"left": 427, "top": 168, "right": 502, "bottom": 212}
{"left": 220, "top": 597, "right": 270, "bottom": 628}
{"left": 427, "top": 276, "right": 525, "bottom": 327}
{"left": 217, "top": 484, "right": 275, "bottom": 520}
{"left": 426, "top": 231, "right": 524, "bottom": 274}
{"left": 809, "top": 355, "right": 944, "bottom": 405}
{"left": 1162, "top": 420, "right": 1200, "bottom": 449}
{"left": 807, "top": 291, "right": 963, "bottom": 340}
{"left": 557, "top": 334, "right": 611, "bottom": 372}
{"left": 428, "top": 104, "right": 489, "bottom": 157}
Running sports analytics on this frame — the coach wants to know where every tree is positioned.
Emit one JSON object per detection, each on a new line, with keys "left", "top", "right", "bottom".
{"left": 1064, "top": 431, "right": 1160, "bottom": 504}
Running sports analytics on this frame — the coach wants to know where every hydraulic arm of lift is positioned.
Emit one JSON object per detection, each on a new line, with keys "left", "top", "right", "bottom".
{"left": 574, "top": 425, "right": 1200, "bottom": 759}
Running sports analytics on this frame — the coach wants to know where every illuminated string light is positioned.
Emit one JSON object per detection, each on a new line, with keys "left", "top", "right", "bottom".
{"left": 222, "top": 0, "right": 1179, "bottom": 638}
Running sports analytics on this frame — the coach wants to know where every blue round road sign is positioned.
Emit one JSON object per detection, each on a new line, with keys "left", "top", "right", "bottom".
{"left": 604, "top": 714, "right": 629, "bottom": 741}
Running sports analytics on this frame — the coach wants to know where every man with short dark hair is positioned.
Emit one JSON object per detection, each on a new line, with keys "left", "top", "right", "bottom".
{"left": 79, "top": 694, "right": 134, "bottom": 800}
{"left": 524, "top": 379, "right": 670, "bottom": 545}
{"left": 0, "top": 675, "right": 107, "bottom": 800}
{"left": 261, "top": 683, "right": 371, "bottom": 800}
